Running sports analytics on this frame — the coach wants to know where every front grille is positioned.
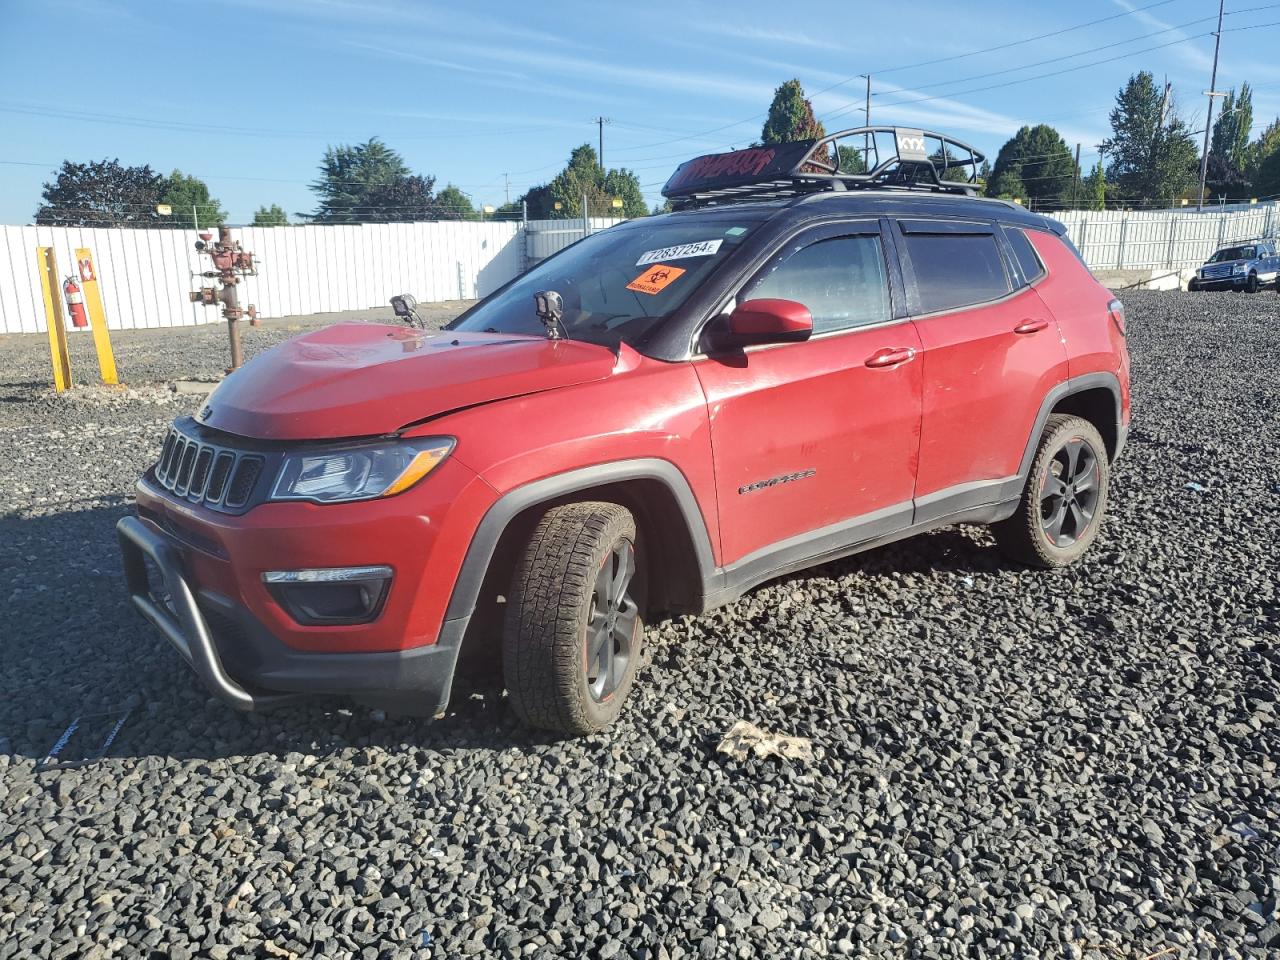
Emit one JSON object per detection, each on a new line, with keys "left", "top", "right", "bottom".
{"left": 1203, "top": 264, "right": 1233, "bottom": 279}
{"left": 152, "top": 422, "right": 267, "bottom": 511}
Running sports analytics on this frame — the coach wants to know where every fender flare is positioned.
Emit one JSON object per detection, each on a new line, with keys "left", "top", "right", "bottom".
{"left": 1017, "top": 372, "right": 1123, "bottom": 479}
{"left": 442, "top": 458, "right": 718, "bottom": 624}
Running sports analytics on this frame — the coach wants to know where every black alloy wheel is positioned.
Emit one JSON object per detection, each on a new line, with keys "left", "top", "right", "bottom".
{"left": 994, "top": 414, "right": 1111, "bottom": 568}
{"left": 1039, "top": 436, "right": 1101, "bottom": 548}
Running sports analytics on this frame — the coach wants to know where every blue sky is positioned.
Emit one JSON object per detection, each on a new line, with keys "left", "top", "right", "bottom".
{"left": 2, "top": 0, "right": 1279, "bottom": 223}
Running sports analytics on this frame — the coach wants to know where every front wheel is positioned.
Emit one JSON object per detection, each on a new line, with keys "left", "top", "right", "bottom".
{"left": 1246, "top": 272, "right": 1260, "bottom": 294}
{"left": 1188, "top": 278, "right": 1200, "bottom": 292}
{"left": 993, "top": 414, "right": 1110, "bottom": 568}
{"left": 503, "top": 501, "right": 644, "bottom": 736}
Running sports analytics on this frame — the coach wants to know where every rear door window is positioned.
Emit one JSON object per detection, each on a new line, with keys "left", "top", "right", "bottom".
{"left": 1004, "top": 226, "right": 1046, "bottom": 285}
{"left": 898, "top": 222, "right": 1011, "bottom": 314}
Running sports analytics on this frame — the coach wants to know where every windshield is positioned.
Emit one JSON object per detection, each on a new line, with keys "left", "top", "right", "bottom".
{"left": 1210, "top": 246, "right": 1256, "bottom": 262}
{"left": 448, "top": 215, "right": 761, "bottom": 350}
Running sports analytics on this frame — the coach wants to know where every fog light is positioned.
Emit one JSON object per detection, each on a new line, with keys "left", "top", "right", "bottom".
{"left": 262, "top": 566, "right": 392, "bottom": 625}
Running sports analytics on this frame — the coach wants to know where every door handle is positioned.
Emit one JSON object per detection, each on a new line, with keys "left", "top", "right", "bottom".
{"left": 865, "top": 346, "right": 916, "bottom": 368}
{"left": 1013, "top": 318, "right": 1050, "bottom": 335}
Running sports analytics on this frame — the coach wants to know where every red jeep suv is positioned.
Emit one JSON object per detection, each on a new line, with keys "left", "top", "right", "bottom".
{"left": 118, "top": 128, "right": 1130, "bottom": 735}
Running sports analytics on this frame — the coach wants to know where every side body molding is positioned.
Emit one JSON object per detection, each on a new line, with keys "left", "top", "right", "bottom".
{"left": 441, "top": 459, "right": 719, "bottom": 625}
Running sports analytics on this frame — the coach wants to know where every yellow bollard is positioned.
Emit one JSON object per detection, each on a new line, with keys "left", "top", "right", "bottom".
{"left": 74, "top": 248, "right": 119, "bottom": 384}
{"left": 36, "top": 246, "right": 72, "bottom": 392}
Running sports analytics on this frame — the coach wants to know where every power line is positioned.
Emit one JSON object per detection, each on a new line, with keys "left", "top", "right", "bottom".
{"left": 607, "top": 0, "right": 1191, "bottom": 156}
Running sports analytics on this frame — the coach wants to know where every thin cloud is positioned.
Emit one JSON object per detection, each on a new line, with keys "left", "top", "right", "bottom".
{"left": 690, "top": 22, "right": 842, "bottom": 51}
{"left": 344, "top": 42, "right": 528, "bottom": 81}
{"left": 1111, "top": 0, "right": 1212, "bottom": 72}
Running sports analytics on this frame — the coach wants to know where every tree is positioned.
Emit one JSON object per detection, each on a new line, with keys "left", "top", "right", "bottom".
{"left": 363, "top": 173, "right": 441, "bottom": 221}
{"left": 987, "top": 125, "right": 1076, "bottom": 205}
{"left": 988, "top": 169, "right": 1026, "bottom": 202}
{"left": 161, "top": 170, "right": 226, "bottom": 228}
{"left": 1245, "top": 117, "right": 1280, "bottom": 185}
{"left": 510, "top": 183, "right": 554, "bottom": 220}
{"left": 549, "top": 144, "right": 611, "bottom": 218}
{"left": 1084, "top": 161, "right": 1107, "bottom": 210}
{"left": 35, "top": 159, "right": 164, "bottom": 226}
{"left": 603, "top": 168, "right": 647, "bottom": 218}
{"left": 252, "top": 204, "right": 289, "bottom": 226}
{"left": 434, "top": 184, "right": 476, "bottom": 220}
{"left": 1210, "top": 83, "right": 1254, "bottom": 174}
{"left": 310, "top": 137, "right": 417, "bottom": 223}
{"left": 836, "top": 146, "right": 867, "bottom": 174}
{"left": 761, "top": 79, "right": 826, "bottom": 144}
{"left": 519, "top": 146, "right": 649, "bottom": 220}
{"left": 1100, "top": 72, "right": 1199, "bottom": 205}
{"left": 1256, "top": 143, "right": 1280, "bottom": 198}
{"left": 1205, "top": 152, "right": 1250, "bottom": 199}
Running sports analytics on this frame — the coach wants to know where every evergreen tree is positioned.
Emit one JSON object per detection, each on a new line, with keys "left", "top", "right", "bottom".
{"left": 987, "top": 125, "right": 1076, "bottom": 204}
{"left": 761, "top": 79, "right": 826, "bottom": 144}
{"left": 310, "top": 138, "right": 426, "bottom": 223}
{"left": 1210, "top": 83, "right": 1254, "bottom": 174}
{"left": 1100, "top": 72, "right": 1198, "bottom": 205}
{"left": 1084, "top": 161, "right": 1107, "bottom": 211}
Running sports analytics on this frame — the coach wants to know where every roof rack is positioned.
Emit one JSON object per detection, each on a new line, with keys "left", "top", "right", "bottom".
{"left": 663, "top": 126, "right": 986, "bottom": 209}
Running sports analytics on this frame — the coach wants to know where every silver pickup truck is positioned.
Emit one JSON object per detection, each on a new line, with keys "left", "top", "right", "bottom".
{"left": 1189, "top": 240, "right": 1280, "bottom": 293}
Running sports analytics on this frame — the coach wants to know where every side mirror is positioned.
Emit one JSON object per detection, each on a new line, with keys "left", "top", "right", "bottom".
{"left": 727, "top": 298, "right": 813, "bottom": 345}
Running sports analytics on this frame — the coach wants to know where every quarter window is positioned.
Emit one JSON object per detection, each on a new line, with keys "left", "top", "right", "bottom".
{"left": 747, "top": 235, "right": 890, "bottom": 335}
{"left": 1005, "top": 227, "right": 1046, "bottom": 285}
{"left": 902, "top": 231, "right": 1010, "bottom": 313}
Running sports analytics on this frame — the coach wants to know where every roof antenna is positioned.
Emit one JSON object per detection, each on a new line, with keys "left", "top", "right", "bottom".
{"left": 533, "top": 290, "right": 567, "bottom": 340}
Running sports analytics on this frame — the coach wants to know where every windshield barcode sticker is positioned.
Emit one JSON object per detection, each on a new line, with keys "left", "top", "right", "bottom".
{"left": 636, "top": 240, "right": 722, "bottom": 266}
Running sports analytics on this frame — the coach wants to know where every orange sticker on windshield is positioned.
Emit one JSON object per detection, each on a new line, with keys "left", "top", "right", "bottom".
{"left": 626, "top": 263, "right": 686, "bottom": 295}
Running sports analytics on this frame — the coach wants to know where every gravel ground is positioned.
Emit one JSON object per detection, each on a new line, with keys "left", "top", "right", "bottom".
{"left": 0, "top": 291, "right": 1277, "bottom": 960}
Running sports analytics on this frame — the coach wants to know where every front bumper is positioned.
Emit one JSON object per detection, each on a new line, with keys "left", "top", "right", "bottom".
{"left": 117, "top": 515, "right": 470, "bottom": 712}
{"left": 1193, "top": 275, "right": 1247, "bottom": 290}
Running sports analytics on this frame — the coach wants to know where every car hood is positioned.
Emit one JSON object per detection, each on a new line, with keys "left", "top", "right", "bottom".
{"left": 197, "top": 322, "right": 620, "bottom": 441}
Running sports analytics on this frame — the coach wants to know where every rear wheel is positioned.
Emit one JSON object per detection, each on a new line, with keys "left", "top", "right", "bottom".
{"left": 503, "top": 502, "right": 644, "bottom": 736}
{"left": 994, "top": 414, "right": 1110, "bottom": 568}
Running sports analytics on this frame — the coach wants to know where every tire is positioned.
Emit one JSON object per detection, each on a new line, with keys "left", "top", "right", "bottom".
{"left": 1188, "top": 278, "right": 1199, "bottom": 292}
{"left": 1246, "top": 272, "right": 1260, "bottom": 294}
{"left": 993, "top": 414, "right": 1110, "bottom": 569}
{"left": 503, "top": 501, "right": 644, "bottom": 735}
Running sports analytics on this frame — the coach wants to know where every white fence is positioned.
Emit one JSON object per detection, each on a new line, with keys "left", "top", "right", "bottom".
{"left": 525, "top": 217, "right": 625, "bottom": 264}
{"left": 1046, "top": 203, "right": 1280, "bottom": 272}
{"left": 11, "top": 204, "right": 1259, "bottom": 334}
{"left": 0, "top": 220, "right": 527, "bottom": 335}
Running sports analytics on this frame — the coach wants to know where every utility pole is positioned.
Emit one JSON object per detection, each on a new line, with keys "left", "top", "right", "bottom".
{"left": 503, "top": 173, "right": 510, "bottom": 206}
{"left": 594, "top": 117, "right": 611, "bottom": 172}
{"left": 861, "top": 75, "right": 872, "bottom": 168}
{"left": 1073, "top": 143, "right": 1082, "bottom": 209}
{"left": 1198, "top": 0, "right": 1226, "bottom": 211}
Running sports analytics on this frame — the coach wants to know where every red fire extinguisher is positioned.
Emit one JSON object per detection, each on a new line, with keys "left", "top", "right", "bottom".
{"left": 63, "top": 276, "right": 88, "bottom": 328}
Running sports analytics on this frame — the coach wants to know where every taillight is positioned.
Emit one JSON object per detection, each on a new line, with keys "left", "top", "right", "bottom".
{"left": 1107, "top": 298, "right": 1126, "bottom": 336}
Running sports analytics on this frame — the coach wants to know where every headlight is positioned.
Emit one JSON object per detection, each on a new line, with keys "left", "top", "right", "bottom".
{"left": 1233, "top": 263, "right": 1248, "bottom": 275}
{"left": 270, "top": 437, "right": 455, "bottom": 504}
